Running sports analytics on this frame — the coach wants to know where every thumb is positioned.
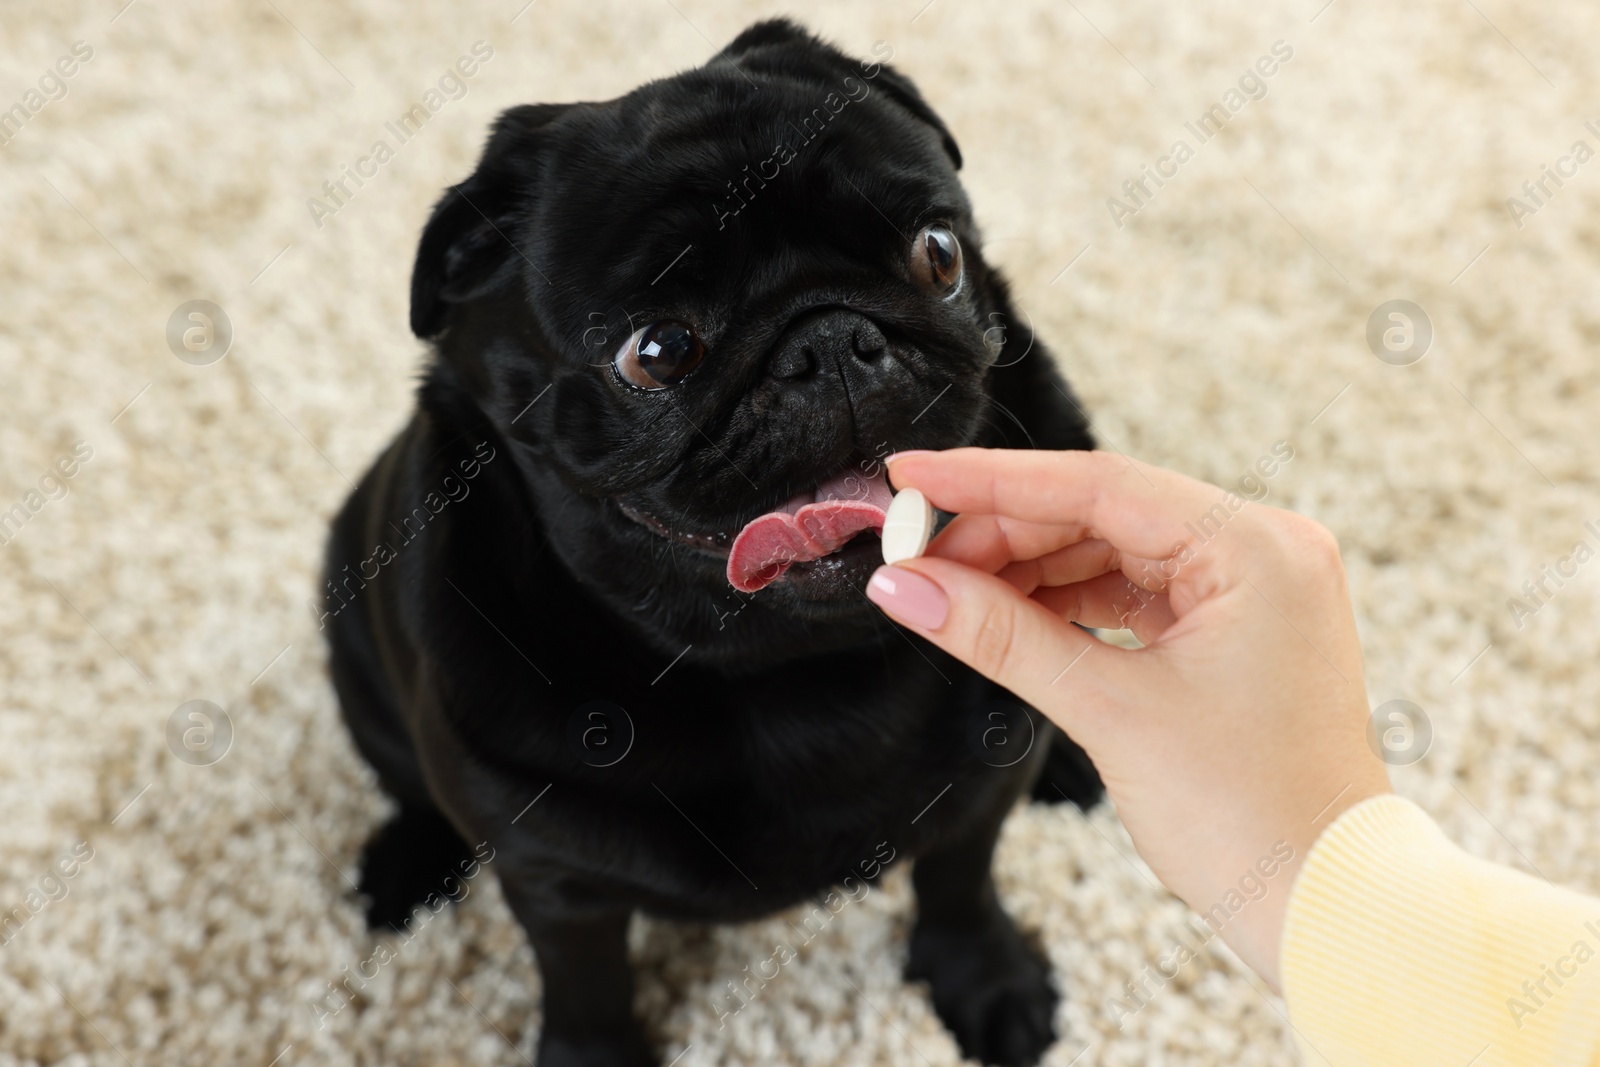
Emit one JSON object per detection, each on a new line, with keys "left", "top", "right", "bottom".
{"left": 866, "top": 558, "right": 1121, "bottom": 720}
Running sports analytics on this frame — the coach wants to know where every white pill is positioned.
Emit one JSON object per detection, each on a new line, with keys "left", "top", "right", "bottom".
{"left": 881, "top": 488, "right": 934, "bottom": 564}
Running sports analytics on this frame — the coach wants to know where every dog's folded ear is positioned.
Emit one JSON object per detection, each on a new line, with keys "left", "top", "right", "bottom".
{"left": 410, "top": 103, "right": 571, "bottom": 339}
{"left": 716, "top": 17, "right": 815, "bottom": 58}
{"left": 714, "top": 19, "right": 961, "bottom": 171}
{"left": 862, "top": 63, "right": 962, "bottom": 171}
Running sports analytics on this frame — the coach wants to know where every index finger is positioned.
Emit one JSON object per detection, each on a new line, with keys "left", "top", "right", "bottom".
{"left": 887, "top": 448, "right": 1243, "bottom": 563}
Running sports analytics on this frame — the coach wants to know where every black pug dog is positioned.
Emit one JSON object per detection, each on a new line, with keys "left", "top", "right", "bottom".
{"left": 322, "top": 19, "right": 1101, "bottom": 1067}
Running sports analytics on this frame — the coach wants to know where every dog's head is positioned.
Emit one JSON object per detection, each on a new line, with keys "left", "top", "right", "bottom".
{"left": 413, "top": 20, "right": 1036, "bottom": 663}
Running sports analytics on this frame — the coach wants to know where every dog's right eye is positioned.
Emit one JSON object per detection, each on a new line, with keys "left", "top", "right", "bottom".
{"left": 912, "top": 224, "right": 963, "bottom": 296}
{"left": 614, "top": 321, "right": 706, "bottom": 389}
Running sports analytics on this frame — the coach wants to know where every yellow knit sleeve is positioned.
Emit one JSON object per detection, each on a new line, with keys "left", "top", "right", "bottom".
{"left": 1281, "top": 794, "right": 1600, "bottom": 1066}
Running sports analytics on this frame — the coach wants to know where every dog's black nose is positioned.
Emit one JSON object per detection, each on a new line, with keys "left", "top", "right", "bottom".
{"left": 769, "top": 308, "right": 887, "bottom": 381}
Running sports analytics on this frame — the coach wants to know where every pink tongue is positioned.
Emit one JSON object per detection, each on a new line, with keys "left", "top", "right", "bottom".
{"left": 727, "top": 469, "right": 895, "bottom": 592}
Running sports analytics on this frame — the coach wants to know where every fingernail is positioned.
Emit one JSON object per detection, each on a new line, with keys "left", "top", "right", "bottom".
{"left": 867, "top": 565, "right": 949, "bottom": 630}
{"left": 885, "top": 450, "right": 936, "bottom": 466}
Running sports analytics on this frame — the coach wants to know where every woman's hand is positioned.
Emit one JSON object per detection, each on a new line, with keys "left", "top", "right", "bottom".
{"left": 866, "top": 448, "right": 1392, "bottom": 989}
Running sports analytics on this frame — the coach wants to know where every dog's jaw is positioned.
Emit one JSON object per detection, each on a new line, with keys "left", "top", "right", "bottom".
{"left": 614, "top": 499, "right": 736, "bottom": 556}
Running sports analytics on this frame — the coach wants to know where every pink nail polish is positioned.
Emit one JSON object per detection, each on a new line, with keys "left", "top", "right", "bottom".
{"left": 867, "top": 565, "right": 949, "bottom": 630}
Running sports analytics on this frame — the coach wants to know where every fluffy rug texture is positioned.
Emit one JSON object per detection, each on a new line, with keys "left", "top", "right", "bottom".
{"left": 3, "top": 0, "right": 1598, "bottom": 1064}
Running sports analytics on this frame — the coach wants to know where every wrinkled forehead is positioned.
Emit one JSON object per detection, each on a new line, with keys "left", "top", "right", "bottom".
{"left": 529, "top": 72, "right": 965, "bottom": 320}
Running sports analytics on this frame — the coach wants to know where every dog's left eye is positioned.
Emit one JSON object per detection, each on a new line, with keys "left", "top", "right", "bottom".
{"left": 614, "top": 321, "right": 706, "bottom": 389}
{"left": 912, "top": 225, "right": 963, "bottom": 295}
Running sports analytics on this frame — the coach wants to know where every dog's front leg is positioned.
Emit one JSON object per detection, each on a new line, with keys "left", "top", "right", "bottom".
{"left": 499, "top": 875, "right": 654, "bottom": 1067}
{"left": 907, "top": 798, "right": 1058, "bottom": 1067}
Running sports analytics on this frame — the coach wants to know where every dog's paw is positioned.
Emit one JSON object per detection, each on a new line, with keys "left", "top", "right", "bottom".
{"left": 536, "top": 1031, "right": 657, "bottom": 1067}
{"left": 357, "top": 804, "right": 474, "bottom": 931}
{"left": 906, "top": 912, "right": 1058, "bottom": 1067}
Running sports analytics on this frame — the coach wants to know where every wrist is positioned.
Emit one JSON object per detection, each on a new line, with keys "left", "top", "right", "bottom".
{"left": 1194, "top": 842, "right": 1303, "bottom": 992}
{"left": 1205, "top": 781, "right": 1391, "bottom": 992}
{"left": 1222, "top": 874, "right": 1295, "bottom": 990}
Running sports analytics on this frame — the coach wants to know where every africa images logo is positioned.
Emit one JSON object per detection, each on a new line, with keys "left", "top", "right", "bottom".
{"left": 305, "top": 41, "right": 494, "bottom": 229}
{"left": 708, "top": 40, "right": 895, "bottom": 230}
{"left": 310, "top": 440, "right": 496, "bottom": 629}
{"left": 1105, "top": 40, "right": 1295, "bottom": 229}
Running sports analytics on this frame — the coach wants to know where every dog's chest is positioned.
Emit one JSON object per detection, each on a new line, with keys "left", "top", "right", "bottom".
{"left": 522, "top": 653, "right": 1021, "bottom": 920}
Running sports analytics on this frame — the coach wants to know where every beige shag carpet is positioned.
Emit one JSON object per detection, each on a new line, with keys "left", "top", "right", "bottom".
{"left": 4, "top": 0, "right": 1599, "bottom": 1063}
